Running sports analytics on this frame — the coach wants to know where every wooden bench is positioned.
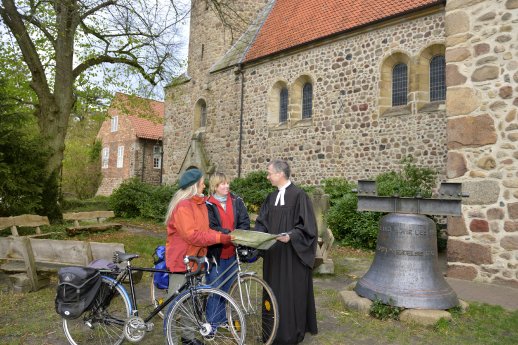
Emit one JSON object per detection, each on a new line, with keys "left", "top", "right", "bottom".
{"left": 0, "top": 214, "right": 54, "bottom": 237}
{"left": 0, "top": 236, "right": 125, "bottom": 292}
{"left": 63, "top": 211, "right": 122, "bottom": 235}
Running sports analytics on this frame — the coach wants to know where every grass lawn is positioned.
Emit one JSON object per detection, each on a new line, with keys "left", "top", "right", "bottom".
{"left": 1, "top": 222, "right": 518, "bottom": 345}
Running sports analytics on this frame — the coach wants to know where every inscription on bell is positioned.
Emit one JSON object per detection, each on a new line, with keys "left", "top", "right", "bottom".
{"left": 376, "top": 245, "right": 435, "bottom": 257}
{"left": 380, "top": 223, "right": 432, "bottom": 237}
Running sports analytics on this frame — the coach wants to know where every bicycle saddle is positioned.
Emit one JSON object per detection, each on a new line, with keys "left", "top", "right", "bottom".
{"left": 113, "top": 251, "right": 139, "bottom": 263}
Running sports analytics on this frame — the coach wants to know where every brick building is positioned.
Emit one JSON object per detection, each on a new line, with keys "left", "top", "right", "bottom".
{"left": 96, "top": 93, "right": 165, "bottom": 196}
{"left": 164, "top": 0, "right": 518, "bottom": 287}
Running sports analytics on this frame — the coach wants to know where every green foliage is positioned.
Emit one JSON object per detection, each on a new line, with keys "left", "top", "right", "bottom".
{"left": 109, "top": 178, "right": 178, "bottom": 221}
{"left": 325, "top": 190, "right": 381, "bottom": 249}
{"left": 376, "top": 156, "right": 437, "bottom": 198}
{"left": 230, "top": 171, "right": 275, "bottom": 213}
{"left": 0, "top": 76, "right": 49, "bottom": 216}
{"left": 322, "top": 177, "right": 356, "bottom": 205}
{"left": 62, "top": 196, "right": 111, "bottom": 212}
{"left": 62, "top": 96, "right": 106, "bottom": 199}
{"left": 369, "top": 297, "right": 404, "bottom": 321}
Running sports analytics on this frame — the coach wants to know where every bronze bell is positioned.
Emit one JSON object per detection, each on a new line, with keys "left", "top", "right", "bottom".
{"left": 355, "top": 213, "right": 458, "bottom": 309}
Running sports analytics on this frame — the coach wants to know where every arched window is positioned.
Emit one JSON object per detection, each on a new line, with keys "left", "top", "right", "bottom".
{"left": 429, "top": 55, "right": 446, "bottom": 102}
{"left": 392, "top": 63, "right": 408, "bottom": 106}
{"left": 302, "top": 83, "right": 313, "bottom": 119}
{"left": 279, "top": 87, "right": 288, "bottom": 122}
{"left": 194, "top": 99, "right": 207, "bottom": 129}
{"left": 200, "top": 102, "right": 207, "bottom": 127}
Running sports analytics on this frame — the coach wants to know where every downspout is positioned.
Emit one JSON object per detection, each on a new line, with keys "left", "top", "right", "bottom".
{"left": 237, "top": 63, "right": 245, "bottom": 178}
{"left": 159, "top": 138, "right": 164, "bottom": 185}
{"left": 141, "top": 141, "right": 145, "bottom": 182}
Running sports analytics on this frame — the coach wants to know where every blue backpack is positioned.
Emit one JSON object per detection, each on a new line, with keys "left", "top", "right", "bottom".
{"left": 153, "top": 245, "right": 169, "bottom": 290}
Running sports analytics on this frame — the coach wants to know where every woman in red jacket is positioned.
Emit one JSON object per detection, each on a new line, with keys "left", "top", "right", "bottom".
{"left": 165, "top": 168, "right": 233, "bottom": 294}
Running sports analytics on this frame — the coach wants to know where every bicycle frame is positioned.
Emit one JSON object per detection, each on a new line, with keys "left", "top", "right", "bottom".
{"left": 102, "top": 262, "right": 194, "bottom": 324}
{"left": 206, "top": 248, "right": 256, "bottom": 290}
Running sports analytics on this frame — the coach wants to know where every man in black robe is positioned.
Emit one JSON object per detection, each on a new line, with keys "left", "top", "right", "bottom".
{"left": 255, "top": 159, "right": 318, "bottom": 345}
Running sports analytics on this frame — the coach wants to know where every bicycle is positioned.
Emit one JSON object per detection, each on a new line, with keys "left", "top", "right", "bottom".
{"left": 61, "top": 251, "right": 246, "bottom": 345}
{"left": 151, "top": 246, "right": 279, "bottom": 345}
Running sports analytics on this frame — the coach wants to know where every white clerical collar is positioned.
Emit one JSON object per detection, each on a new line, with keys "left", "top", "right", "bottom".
{"left": 274, "top": 181, "right": 291, "bottom": 206}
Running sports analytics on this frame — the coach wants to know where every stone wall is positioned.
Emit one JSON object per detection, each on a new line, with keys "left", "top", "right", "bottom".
{"left": 163, "top": 0, "right": 270, "bottom": 183}
{"left": 445, "top": 0, "right": 518, "bottom": 287}
{"left": 165, "top": 10, "right": 448, "bottom": 185}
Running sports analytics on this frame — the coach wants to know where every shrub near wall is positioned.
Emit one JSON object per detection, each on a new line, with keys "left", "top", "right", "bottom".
{"left": 109, "top": 178, "right": 178, "bottom": 221}
{"left": 324, "top": 178, "right": 381, "bottom": 250}
{"left": 230, "top": 171, "right": 275, "bottom": 213}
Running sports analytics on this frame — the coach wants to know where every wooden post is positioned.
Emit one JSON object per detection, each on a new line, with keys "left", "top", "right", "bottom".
{"left": 84, "top": 242, "right": 94, "bottom": 266}
{"left": 11, "top": 225, "right": 19, "bottom": 237}
{"left": 15, "top": 237, "right": 39, "bottom": 291}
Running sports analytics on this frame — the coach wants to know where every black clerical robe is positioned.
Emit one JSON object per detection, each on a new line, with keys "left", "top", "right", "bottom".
{"left": 255, "top": 183, "right": 318, "bottom": 345}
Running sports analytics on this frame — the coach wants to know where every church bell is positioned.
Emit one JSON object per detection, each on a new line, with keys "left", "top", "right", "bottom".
{"left": 355, "top": 213, "right": 458, "bottom": 309}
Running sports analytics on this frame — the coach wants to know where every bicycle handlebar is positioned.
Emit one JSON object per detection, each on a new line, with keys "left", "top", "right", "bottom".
{"left": 184, "top": 256, "right": 209, "bottom": 278}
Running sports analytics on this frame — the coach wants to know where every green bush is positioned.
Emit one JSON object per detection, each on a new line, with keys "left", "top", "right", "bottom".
{"left": 139, "top": 183, "right": 178, "bottom": 221}
{"left": 376, "top": 156, "right": 436, "bottom": 198}
{"left": 325, "top": 188, "right": 381, "bottom": 250}
{"left": 322, "top": 177, "right": 356, "bottom": 205}
{"left": 230, "top": 171, "right": 275, "bottom": 213}
{"left": 109, "top": 178, "right": 178, "bottom": 221}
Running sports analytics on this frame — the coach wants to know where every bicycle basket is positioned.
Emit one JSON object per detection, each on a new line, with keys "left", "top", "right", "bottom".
{"left": 153, "top": 245, "right": 169, "bottom": 289}
{"left": 55, "top": 266, "right": 102, "bottom": 319}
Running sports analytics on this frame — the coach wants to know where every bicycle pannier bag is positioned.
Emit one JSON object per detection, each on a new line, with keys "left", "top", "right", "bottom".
{"left": 153, "top": 245, "right": 169, "bottom": 289}
{"left": 55, "top": 266, "right": 102, "bottom": 319}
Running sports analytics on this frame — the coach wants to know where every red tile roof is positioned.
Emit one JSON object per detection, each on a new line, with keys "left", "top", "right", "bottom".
{"left": 127, "top": 115, "right": 164, "bottom": 140}
{"left": 244, "top": 0, "right": 444, "bottom": 63}
{"left": 108, "top": 92, "right": 165, "bottom": 140}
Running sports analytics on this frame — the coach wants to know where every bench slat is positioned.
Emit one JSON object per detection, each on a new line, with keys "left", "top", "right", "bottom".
{"left": 63, "top": 211, "right": 115, "bottom": 221}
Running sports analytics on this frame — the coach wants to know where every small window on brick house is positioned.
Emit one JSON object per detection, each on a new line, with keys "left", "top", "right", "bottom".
{"left": 153, "top": 145, "right": 162, "bottom": 169}
{"left": 279, "top": 87, "right": 288, "bottom": 123}
{"left": 392, "top": 63, "right": 408, "bottom": 106}
{"left": 117, "top": 145, "right": 124, "bottom": 168}
{"left": 429, "top": 55, "right": 446, "bottom": 102}
{"left": 302, "top": 83, "right": 313, "bottom": 119}
{"left": 102, "top": 147, "right": 109, "bottom": 169}
{"left": 111, "top": 116, "right": 118, "bottom": 132}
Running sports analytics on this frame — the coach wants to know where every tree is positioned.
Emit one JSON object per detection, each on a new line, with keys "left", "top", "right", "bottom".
{"left": 0, "top": 0, "right": 189, "bottom": 220}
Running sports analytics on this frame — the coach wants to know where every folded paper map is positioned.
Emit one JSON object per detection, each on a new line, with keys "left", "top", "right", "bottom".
{"left": 231, "top": 229, "right": 279, "bottom": 250}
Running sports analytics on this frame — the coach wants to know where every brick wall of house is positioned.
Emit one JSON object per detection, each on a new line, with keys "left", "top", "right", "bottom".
{"left": 96, "top": 116, "right": 136, "bottom": 195}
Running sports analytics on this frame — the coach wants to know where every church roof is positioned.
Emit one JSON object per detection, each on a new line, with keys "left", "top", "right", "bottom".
{"left": 243, "top": 0, "right": 445, "bottom": 63}
{"left": 108, "top": 92, "right": 164, "bottom": 140}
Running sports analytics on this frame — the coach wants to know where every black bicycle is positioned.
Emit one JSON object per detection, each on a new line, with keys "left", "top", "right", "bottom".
{"left": 61, "top": 252, "right": 246, "bottom": 345}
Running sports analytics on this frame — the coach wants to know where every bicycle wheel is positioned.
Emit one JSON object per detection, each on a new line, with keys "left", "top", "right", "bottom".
{"left": 62, "top": 275, "right": 132, "bottom": 345}
{"left": 229, "top": 274, "right": 279, "bottom": 345}
{"left": 164, "top": 287, "right": 246, "bottom": 345}
{"left": 150, "top": 278, "right": 169, "bottom": 319}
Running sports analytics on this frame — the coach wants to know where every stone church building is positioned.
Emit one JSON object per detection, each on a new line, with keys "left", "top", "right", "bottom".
{"left": 163, "top": 0, "right": 518, "bottom": 287}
